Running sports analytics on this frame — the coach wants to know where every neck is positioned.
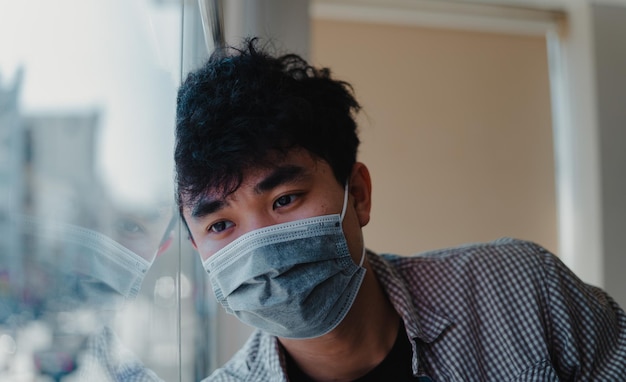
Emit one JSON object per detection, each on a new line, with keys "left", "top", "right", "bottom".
{"left": 279, "top": 264, "right": 400, "bottom": 382}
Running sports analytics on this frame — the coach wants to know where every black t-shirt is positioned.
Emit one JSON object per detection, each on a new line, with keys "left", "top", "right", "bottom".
{"left": 285, "top": 321, "right": 421, "bottom": 381}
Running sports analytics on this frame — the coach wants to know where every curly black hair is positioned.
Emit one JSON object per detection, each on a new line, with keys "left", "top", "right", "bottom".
{"left": 175, "top": 38, "right": 361, "bottom": 209}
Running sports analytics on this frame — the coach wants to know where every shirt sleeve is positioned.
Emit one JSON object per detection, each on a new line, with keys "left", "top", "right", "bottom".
{"left": 539, "top": 249, "right": 626, "bottom": 380}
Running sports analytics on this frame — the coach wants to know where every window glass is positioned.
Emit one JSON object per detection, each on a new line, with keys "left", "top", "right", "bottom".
{"left": 0, "top": 1, "right": 211, "bottom": 380}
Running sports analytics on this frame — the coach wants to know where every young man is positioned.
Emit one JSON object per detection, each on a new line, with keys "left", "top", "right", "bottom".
{"left": 175, "top": 39, "right": 626, "bottom": 381}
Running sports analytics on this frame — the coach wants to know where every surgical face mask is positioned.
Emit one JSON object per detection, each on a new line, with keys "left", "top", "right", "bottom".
{"left": 13, "top": 215, "right": 151, "bottom": 312}
{"left": 203, "top": 185, "right": 366, "bottom": 339}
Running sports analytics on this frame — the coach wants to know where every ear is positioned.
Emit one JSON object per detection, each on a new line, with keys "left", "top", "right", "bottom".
{"left": 348, "top": 162, "right": 372, "bottom": 227}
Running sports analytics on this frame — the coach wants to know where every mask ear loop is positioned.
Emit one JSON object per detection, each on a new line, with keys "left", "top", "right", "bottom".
{"left": 358, "top": 238, "right": 367, "bottom": 267}
{"left": 340, "top": 181, "right": 367, "bottom": 268}
{"left": 339, "top": 182, "right": 350, "bottom": 221}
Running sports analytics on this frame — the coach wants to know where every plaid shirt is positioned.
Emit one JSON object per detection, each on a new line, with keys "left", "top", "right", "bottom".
{"left": 75, "top": 326, "right": 164, "bottom": 382}
{"left": 204, "top": 238, "right": 626, "bottom": 381}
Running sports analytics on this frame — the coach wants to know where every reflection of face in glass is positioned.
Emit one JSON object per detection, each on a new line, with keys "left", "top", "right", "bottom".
{"left": 108, "top": 206, "right": 175, "bottom": 262}
{"left": 15, "top": 207, "right": 175, "bottom": 314}
{"left": 19, "top": 217, "right": 142, "bottom": 309}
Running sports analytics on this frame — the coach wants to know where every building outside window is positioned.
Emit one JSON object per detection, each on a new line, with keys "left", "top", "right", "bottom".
{"left": 0, "top": 1, "right": 214, "bottom": 380}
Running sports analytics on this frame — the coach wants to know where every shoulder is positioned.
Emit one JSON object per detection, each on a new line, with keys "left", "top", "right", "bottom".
{"left": 382, "top": 237, "right": 556, "bottom": 277}
{"left": 202, "top": 330, "right": 284, "bottom": 382}
{"left": 377, "top": 238, "right": 566, "bottom": 311}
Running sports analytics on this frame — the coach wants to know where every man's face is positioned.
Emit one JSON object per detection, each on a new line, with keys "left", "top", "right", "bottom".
{"left": 106, "top": 206, "right": 175, "bottom": 261}
{"left": 183, "top": 149, "right": 370, "bottom": 265}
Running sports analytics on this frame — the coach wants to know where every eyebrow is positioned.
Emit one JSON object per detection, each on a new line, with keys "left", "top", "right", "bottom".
{"left": 191, "top": 198, "right": 226, "bottom": 220}
{"left": 190, "top": 165, "right": 308, "bottom": 220}
{"left": 254, "top": 165, "right": 308, "bottom": 194}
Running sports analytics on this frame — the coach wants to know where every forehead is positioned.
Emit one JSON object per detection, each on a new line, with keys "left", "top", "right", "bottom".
{"left": 234, "top": 151, "right": 328, "bottom": 194}
{"left": 182, "top": 150, "right": 329, "bottom": 210}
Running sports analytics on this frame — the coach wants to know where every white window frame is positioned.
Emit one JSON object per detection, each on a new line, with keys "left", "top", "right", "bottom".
{"left": 311, "top": 0, "right": 605, "bottom": 287}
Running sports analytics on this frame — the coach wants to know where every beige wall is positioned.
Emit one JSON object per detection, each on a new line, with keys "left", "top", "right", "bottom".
{"left": 312, "top": 19, "right": 557, "bottom": 256}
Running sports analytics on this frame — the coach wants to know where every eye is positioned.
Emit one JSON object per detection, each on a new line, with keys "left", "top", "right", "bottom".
{"left": 115, "top": 217, "right": 145, "bottom": 236}
{"left": 273, "top": 194, "right": 297, "bottom": 209}
{"left": 208, "top": 220, "right": 234, "bottom": 233}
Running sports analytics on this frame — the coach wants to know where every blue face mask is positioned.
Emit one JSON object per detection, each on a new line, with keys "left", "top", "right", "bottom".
{"left": 10, "top": 214, "right": 151, "bottom": 313}
{"left": 203, "top": 186, "right": 366, "bottom": 339}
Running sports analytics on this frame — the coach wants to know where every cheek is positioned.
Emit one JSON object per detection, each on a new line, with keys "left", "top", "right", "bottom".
{"left": 286, "top": 205, "right": 327, "bottom": 222}
{"left": 312, "top": 187, "right": 346, "bottom": 217}
{"left": 342, "top": 208, "right": 365, "bottom": 263}
{"left": 193, "top": 232, "right": 226, "bottom": 261}
{"left": 119, "top": 237, "right": 158, "bottom": 261}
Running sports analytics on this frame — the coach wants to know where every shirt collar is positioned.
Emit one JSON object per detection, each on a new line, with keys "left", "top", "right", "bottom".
{"left": 368, "top": 252, "right": 453, "bottom": 376}
{"left": 368, "top": 252, "right": 453, "bottom": 343}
